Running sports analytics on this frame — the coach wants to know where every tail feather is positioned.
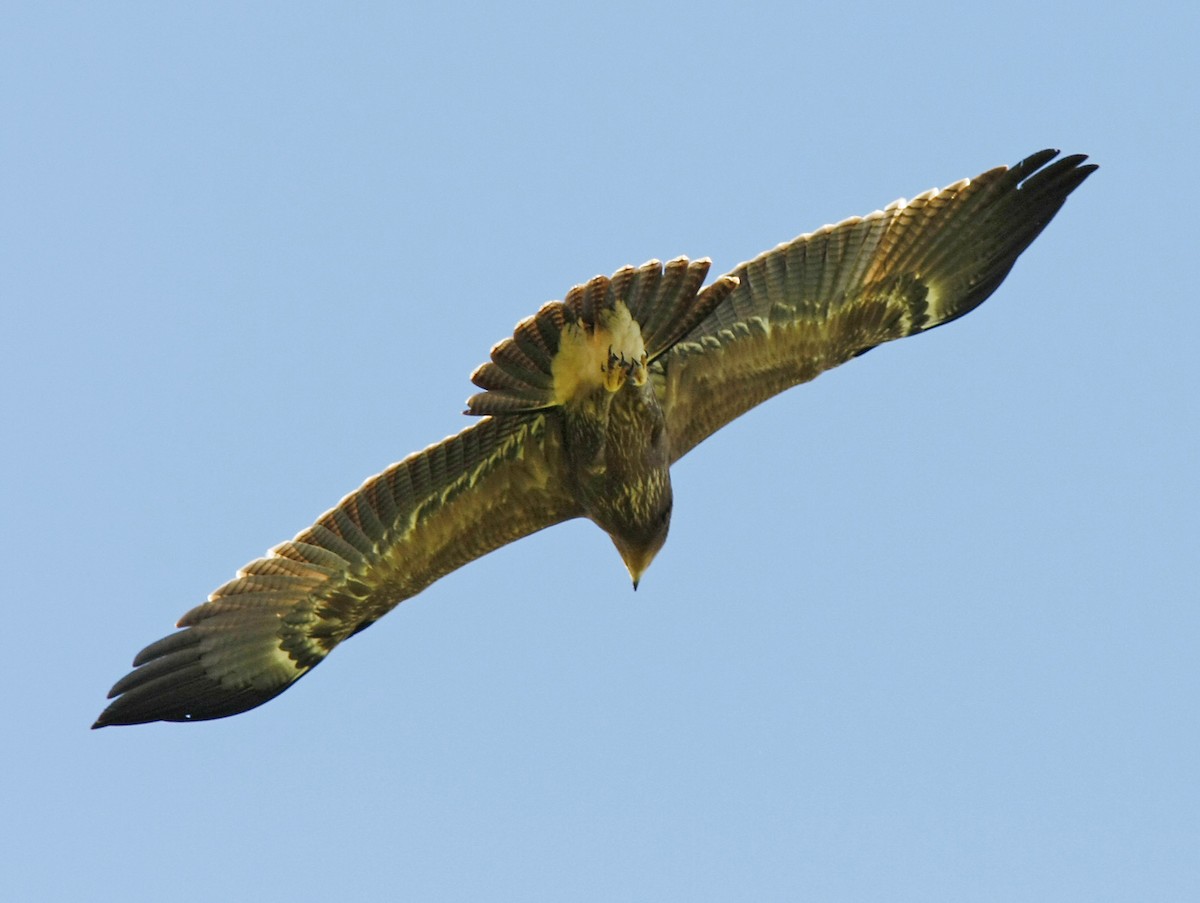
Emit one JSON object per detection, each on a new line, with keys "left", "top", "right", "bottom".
{"left": 466, "top": 257, "right": 739, "bottom": 415}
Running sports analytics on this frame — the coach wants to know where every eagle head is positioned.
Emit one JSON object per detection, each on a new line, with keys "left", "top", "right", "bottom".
{"left": 609, "top": 490, "right": 672, "bottom": 590}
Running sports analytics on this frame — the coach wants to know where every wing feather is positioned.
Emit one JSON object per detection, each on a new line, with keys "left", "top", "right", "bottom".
{"left": 661, "top": 149, "right": 1096, "bottom": 460}
{"left": 94, "top": 413, "right": 579, "bottom": 727}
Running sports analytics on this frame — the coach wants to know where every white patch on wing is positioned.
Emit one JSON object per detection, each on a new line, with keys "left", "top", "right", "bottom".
{"left": 260, "top": 643, "right": 308, "bottom": 684}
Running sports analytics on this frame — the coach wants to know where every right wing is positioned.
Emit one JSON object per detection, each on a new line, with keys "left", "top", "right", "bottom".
{"left": 660, "top": 149, "right": 1096, "bottom": 461}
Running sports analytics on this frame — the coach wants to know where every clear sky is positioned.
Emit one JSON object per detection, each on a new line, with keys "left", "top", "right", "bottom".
{"left": 4, "top": 2, "right": 1196, "bottom": 900}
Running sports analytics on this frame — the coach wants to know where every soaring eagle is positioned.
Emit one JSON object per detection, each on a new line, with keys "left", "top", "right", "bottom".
{"left": 94, "top": 149, "right": 1095, "bottom": 727}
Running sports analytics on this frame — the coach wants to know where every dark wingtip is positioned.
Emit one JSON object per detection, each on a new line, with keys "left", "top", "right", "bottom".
{"left": 93, "top": 626, "right": 302, "bottom": 727}
{"left": 92, "top": 674, "right": 289, "bottom": 727}
{"left": 1014, "top": 149, "right": 1098, "bottom": 198}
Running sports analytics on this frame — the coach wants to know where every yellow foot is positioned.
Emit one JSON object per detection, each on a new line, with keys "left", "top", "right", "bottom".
{"left": 602, "top": 349, "right": 649, "bottom": 392}
{"left": 629, "top": 352, "right": 649, "bottom": 387}
{"left": 602, "top": 348, "right": 627, "bottom": 392}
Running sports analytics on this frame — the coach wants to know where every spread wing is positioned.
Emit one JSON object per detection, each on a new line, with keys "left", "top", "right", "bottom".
{"left": 94, "top": 413, "right": 579, "bottom": 727}
{"left": 659, "top": 149, "right": 1097, "bottom": 460}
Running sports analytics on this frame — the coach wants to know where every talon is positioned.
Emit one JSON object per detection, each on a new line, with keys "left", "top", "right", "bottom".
{"left": 630, "top": 352, "right": 649, "bottom": 386}
{"left": 599, "top": 344, "right": 647, "bottom": 392}
{"left": 603, "top": 347, "right": 626, "bottom": 392}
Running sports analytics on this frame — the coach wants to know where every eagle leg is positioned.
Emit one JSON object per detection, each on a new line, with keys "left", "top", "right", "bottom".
{"left": 602, "top": 347, "right": 649, "bottom": 391}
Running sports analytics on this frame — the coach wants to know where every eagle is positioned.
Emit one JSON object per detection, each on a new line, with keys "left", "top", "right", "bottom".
{"left": 94, "top": 149, "right": 1095, "bottom": 727}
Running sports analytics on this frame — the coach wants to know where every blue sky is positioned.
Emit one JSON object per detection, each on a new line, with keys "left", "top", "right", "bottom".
{"left": 4, "top": 2, "right": 1197, "bottom": 900}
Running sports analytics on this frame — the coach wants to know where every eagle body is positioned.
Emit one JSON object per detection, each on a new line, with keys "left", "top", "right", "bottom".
{"left": 94, "top": 150, "right": 1096, "bottom": 727}
{"left": 562, "top": 373, "right": 673, "bottom": 586}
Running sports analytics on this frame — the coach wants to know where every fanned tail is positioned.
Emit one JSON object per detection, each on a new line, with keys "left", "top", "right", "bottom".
{"left": 466, "top": 257, "right": 739, "bottom": 415}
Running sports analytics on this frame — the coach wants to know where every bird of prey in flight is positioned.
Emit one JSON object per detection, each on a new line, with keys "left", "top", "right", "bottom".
{"left": 94, "top": 149, "right": 1096, "bottom": 728}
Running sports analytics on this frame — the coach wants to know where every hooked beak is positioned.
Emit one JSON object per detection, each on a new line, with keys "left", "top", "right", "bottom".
{"left": 613, "top": 537, "right": 660, "bottom": 591}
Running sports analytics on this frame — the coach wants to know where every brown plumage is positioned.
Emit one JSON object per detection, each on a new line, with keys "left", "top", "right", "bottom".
{"left": 94, "top": 149, "right": 1096, "bottom": 727}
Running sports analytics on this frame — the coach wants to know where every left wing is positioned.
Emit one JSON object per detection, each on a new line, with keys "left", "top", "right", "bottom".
{"left": 659, "top": 149, "right": 1096, "bottom": 461}
{"left": 94, "top": 413, "right": 579, "bottom": 726}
